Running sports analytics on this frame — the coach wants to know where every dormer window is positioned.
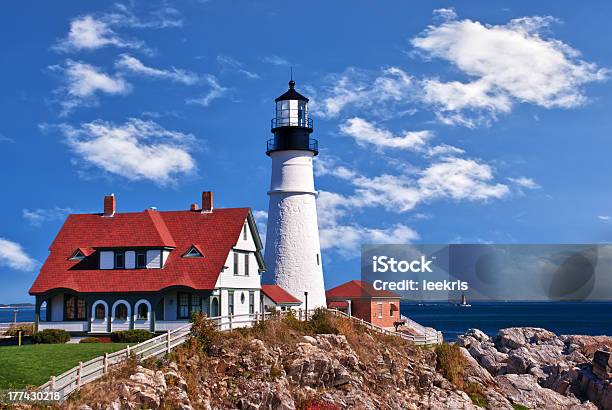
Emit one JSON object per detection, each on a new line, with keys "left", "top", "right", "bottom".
{"left": 183, "top": 245, "right": 203, "bottom": 258}
{"left": 136, "top": 251, "right": 147, "bottom": 268}
{"left": 69, "top": 249, "right": 86, "bottom": 261}
{"left": 114, "top": 251, "right": 125, "bottom": 269}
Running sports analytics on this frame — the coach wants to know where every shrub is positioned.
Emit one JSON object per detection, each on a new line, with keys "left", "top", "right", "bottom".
{"left": 79, "top": 337, "right": 101, "bottom": 343}
{"left": 4, "top": 323, "right": 34, "bottom": 337}
{"left": 110, "top": 329, "right": 152, "bottom": 343}
{"left": 435, "top": 343, "right": 467, "bottom": 388}
{"left": 190, "top": 312, "right": 220, "bottom": 355}
{"left": 308, "top": 308, "right": 338, "bottom": 335}
{"left": 31, "top": 329, "right": 70, "bottom": 344}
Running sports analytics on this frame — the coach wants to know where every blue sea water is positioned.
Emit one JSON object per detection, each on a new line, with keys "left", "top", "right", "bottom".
{"left": 401, "top": 301, "right": 612, "bottom": 341}
{"left": 0, "top": 307, "right": 41, "bottom": 323}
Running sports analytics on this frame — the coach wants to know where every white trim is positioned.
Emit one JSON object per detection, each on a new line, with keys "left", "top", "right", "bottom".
{"left": 133, "top": 299, "right": 152, "bottom": 321}
{"left": 91, "top": 300, "right": 109, "bottom": 333}
{"left": 111, "top": 300, "right": 131, "bottom": 331}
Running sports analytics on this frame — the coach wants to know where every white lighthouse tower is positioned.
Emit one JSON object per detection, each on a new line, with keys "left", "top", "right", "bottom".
{"left": 263, "top": 80, "right": 326, "bottom": 309}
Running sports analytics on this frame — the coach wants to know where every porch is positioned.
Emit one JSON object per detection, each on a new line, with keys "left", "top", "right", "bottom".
{"left": 34, "top": 289, "right": 220, "bottom": 334}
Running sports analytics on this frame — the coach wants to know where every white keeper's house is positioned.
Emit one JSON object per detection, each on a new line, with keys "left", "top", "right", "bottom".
{"left": 29, "top": 192, "right": 295, "bottom": 335}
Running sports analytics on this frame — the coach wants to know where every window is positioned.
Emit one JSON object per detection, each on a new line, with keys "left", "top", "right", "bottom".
{"left": 228, "top": 291, "right": 234, "bottom": 315}
{"left": 178, "top": 293, "right": 189, "bottom": 319}
{"left": 137, "top": 303, "right": 148, "bottom": 320}
{"left": 244, "top": 253, "right": 249, "bottom": 276}
{"left": 316, "top": 253, "right": 320, "bottom": 266}
{"left": 243, "top": 223, "right": 247, "bottom": 240}
{"left": 233, "top": 253, "right": 239, "bottom": 275}
{"left": 70, "top": 249, "right": 86, "bottom": 260}
{"left": 192, "top": 295, "right": 202, "bottom": 314}
{"left": 249, "top": 291, "right": 255, "bottom": 314}
{"left": 240, "top": 292, "right": 246, "bottom": 304}
{"left": 95, "top": 304, "right": 106, "bottom": 320}
{"left": 377, "top": 303, "right": 383, "bottom": 318}
{"left": 115, "top": 304, "right": 128, "bottom": 320}
{"left": 65, "top": 295, "right": 86, "bottom": 321}
{"left": 136, "top": 251, "right": 146, "bottom": 269}
{"left": 115, "top": 251, "right": 125, "bottom": 269}
{"left": 184, "top": 246, "right": 202, "bottom": 258}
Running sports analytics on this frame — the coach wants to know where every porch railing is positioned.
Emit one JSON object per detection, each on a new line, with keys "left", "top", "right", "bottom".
{"left": 38, "top": 308, "right": 441, "bottom": 401}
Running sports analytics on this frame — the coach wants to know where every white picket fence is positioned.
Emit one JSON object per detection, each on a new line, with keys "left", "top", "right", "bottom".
{"left": 37, "top": 308, "right": 441, "bottom": 400}
{"left": 328, "top": 309, "right": 443, "bottom": 345}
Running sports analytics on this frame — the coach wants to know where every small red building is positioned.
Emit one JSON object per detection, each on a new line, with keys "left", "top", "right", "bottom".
{"left": 325, "top": 280, "right": 400, "bottom": 329}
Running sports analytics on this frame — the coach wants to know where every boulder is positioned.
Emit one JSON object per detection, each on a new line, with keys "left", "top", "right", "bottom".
{"left": 496, "top": 328, "right": 561, "bottom": 352}
{"left": 496, "top": 374, "right": 596, "bottom": 409}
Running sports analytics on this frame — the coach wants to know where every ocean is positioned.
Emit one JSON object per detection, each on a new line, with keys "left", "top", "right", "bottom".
{"left": 401, "top": 301, "right": 612, "bottom": 341}
{"left": 0, "top": 307, "right": 41, "bottom": 323}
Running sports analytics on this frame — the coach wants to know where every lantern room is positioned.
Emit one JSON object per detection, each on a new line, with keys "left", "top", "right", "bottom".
{"left": 272, "top": 80, "right": 312, "bottom": 129}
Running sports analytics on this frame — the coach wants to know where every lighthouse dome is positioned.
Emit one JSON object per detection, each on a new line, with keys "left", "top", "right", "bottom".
{"left": 273, "top": 80, "right": 310, "bottom": 129}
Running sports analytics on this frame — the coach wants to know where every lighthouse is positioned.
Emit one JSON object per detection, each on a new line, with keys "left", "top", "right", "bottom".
{"left": 263, "top": 80, "right": 327, "bottom": 309}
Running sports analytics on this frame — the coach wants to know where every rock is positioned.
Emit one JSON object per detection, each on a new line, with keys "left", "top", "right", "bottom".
{"left": 562, "top": 335, "right": 612, "bottom": 358}
{"left": 468, "top": 340, "right": 508, "bottom": 375}
{"left": 592, "top": 350, "right": 612, "bottom": 380}
{"left": 496, "top": 374, "right": 596, "bottom": 409}
{"left": 302, "top": 335, "right": 317, "bottom": 344}
{"left": 496, "top": 328, "right": 561, "bottom": 352}
{"left": 506, "top": 345, "right": 565, "bottom": 376}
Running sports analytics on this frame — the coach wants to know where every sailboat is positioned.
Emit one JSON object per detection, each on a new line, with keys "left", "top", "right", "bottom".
{"left": 458, "top": 293, "right": 471, "bottom": 308}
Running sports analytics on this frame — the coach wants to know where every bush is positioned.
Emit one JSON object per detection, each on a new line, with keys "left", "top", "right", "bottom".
{"left": 4, "top": 323, "right": 34, "bottom": 337}
{"left": 110, "top": 329, "right": 152, "bottom": 343}
{"left": 79, "top": 337, "right": 101, "bottom": 343}
{"left": 308, "top": 308, "right": 338, "bottom": 335}
{"left": 190, "top": 312, "right": 220, "bottom": 355}
{"left": 435, "top": 343, "right": 466, "bottom": 387}
{"left": 31, "top": 329, "right": 70, "bottom": 344}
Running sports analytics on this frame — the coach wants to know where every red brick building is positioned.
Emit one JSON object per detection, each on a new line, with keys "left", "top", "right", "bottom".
{"left": 326, "top": 280, "right": 400, "bottom": 329}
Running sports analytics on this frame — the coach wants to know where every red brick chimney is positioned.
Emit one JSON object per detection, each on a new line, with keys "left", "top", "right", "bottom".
{"left": 202, "top": 191, "right": 213, "bottom": 213}
{"left": 103, "top": 194, "right": 116, "bottom": 217}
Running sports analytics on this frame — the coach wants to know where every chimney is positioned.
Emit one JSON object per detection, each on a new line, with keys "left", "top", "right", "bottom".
{"left": 190, "top": 203, "right": 199, "bottom": 211}
{"left": 202, "top": 191, "right": 213, "bottom": 213}
{"left": 103, "top": 194, "right": 116, "bottom": 217}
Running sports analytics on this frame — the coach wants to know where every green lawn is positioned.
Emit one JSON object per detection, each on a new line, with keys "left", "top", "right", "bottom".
{"left": 0, "top": 343, "right": 129, "bottom": 389}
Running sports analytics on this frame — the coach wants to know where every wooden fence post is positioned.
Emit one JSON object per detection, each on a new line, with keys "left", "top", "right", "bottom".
{"left": 229, "top": 314, "right": 233, "bottom": 331}
{"left": 104, "top": 353, "right": 109, "bottom": 374}
{"left": 51, "top": 376, "right": 56, "bottom": 390}
{"left": 77, "top": 361, "right": 83, "bottom": 388}
{"left": 299, "top": 308, "right": 303, "bottom": 321}
{"left": 126, "top": 344, "right": 131, "bottom": 358}
{"left": 166, "top": 330, "right": 171, "bottom": 354}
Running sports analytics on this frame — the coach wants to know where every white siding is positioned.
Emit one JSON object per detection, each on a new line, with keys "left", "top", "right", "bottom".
{"left": 51, "top": 294, "right": 63, "bottom": 321}
{"left": 215, "top": 251, "right": 261, "bottom": 289}
{"left": 125, "top": 251, "right": 135, "bottom": 269}
{"left": 100, "top": 251, "right": 114, "bottom": 269}
{"left": 234, "top": 218, "right": 257, "bottom": 252}
{"left": 162, "top": 250, "right": 171, "bottom": 267}
{"left": 146, "top": 250, "right": 161, "bottom": 269}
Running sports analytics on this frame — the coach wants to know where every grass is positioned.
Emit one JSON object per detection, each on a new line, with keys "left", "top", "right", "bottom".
{"left": 512, "top": 405, "right": 529, "bottom": 410}
{"left": 0, "top": 343, "right": 129, "bottom": 389}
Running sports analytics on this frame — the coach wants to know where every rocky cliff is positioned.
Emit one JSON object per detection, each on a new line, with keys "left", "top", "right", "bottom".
{"left": 34, "top": 314, "right": 612, "bottom": 409}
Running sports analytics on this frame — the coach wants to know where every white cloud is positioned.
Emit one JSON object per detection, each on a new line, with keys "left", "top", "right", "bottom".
{"left": 0, "top": 132, "right": 14, "bottom": 143}
{"left": 252, "top": 210, "right": 268, "bottom": 245}
{"left": 412, "top": 14, "right": 608, "bottom": 126}
{"left": 217, "top": 55, "right": 259, "bottom": 79}
{"left": 54, "top": 5, "right": 182, "bottom": 53}
{"left": 262, "top": 55, "right": 290, "bottom": 66}
{"left": 51, "top": 60, "right": 131, "bottom": 115}
{"left": 54, "top": 15, "right": 145, "bottom": 53}
{"left": 116, "top": 54, "right": 199, "bottom": 85}
{"left": 433, "top": 8, "right": 457, "bottom": 21}
{"left": 339, "top": 117, "right": 433, "bottom": 151}
{"left": 314, "top": 67, "right": 414, "bottom": 118}
{"left": 508, "top": 176, "right": 541, "bottom": 190}
{"left": 186, "top": 76, "right": 228, "bottom": 107}
{"left": 23, "top": 207, "right": 74, "bottom": 227}
{"left": 49, "top": 118, "right": 197, "bottom": 184}
{"left": 0, "top": 238, "right": 36, "bottom": 271}
{"left": 598, "top": 215, "right": 612, "bottom": 224}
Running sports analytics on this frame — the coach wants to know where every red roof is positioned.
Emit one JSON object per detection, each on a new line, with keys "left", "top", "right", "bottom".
{"left": 30, "top": 208, "right": 255, "bottom": 294}
{"left": 326, "top": 280, "right": 399, "bottom": 299}
{"left": 328, "top": 300, "right": 349, "bottom": 309}
{"left": 261, "top": 284, "right": 301, "bottom": 304}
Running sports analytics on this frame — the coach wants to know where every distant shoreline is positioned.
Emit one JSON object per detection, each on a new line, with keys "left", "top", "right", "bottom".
{"left": 0, "top": 303, "right": 35, "bottom": 309}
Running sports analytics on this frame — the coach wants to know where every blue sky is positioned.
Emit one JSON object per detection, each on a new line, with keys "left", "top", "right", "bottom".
{"left": 1, "top": 1, "right": 612, "bottom": 303}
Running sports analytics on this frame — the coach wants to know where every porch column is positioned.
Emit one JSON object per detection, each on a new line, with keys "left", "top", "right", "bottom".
{"left": 34, "top": 296, "right": 41, "bottom": 332}
{"left": 347, "top": 299, "right": 352, "bottom": 316}
{"left": 151, "top": 308, "right": 156, "bottom": 333}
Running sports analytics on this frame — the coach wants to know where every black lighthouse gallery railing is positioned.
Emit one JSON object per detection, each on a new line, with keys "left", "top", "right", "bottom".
{"left": 266, "top": 137, "right": 318, "bottom": 154}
